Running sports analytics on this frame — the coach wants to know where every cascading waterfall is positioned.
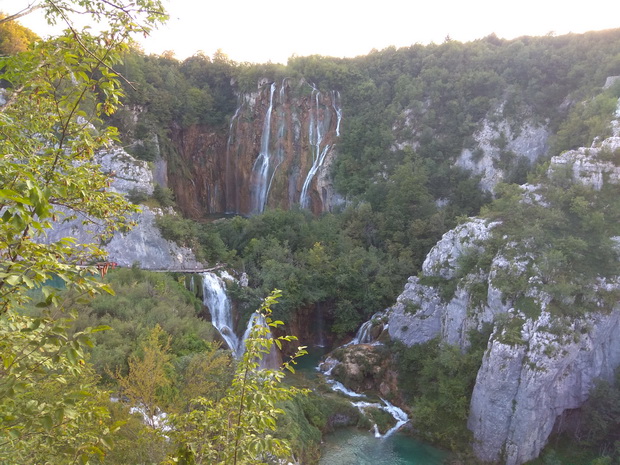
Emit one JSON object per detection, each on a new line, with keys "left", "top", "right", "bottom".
{"left": 348, "top": 320, "right": 373, "bottom": 345}
{"left": 346, "top": 311, "right": 385, "bottom": 346}
{"left": 225, "top": 106, "right": 242, "bottom": 213}
{"left": 250, "top": 82, "right": 276, "bottom": 214}
{"left": 300, "top": 86, "right": 331, "bottom": 209}
{"left": 265, "top": 82, "right": 288, "bottom": 206}
{"left": 351, "top": 399, "right": 409, "bottom": 438}
{"left": 318, "top": 310, "right": 406, "bottom": 438}
{"left": 218, "top": 78, "right": 342, "bottom": 216}
{"left": 319, "top": 362, "right": 410, "bottom": 437}
{"left": 201, "top": 272, "right": 242, "bottom": 358}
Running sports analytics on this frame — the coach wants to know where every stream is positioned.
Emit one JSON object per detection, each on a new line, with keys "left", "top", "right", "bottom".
{"left": 298, "top": 346, "right": 448, "bottom": 465}
{"left": 319, "top": 427, "right": 447, "bottom": 465}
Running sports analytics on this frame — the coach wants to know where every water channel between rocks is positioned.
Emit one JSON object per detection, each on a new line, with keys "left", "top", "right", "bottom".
{"left": 298, "top": 346, "right": 448, "bottom": 465}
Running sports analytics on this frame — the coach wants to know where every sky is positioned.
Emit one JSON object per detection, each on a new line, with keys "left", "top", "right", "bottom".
{"left": 4, "top": 0, "right": 620, "bottom": 64}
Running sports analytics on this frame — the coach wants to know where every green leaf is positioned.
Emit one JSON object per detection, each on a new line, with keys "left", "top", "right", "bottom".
{"left": 4, "top": 275, "right": 20, "bottom": 286}
{"left": 41, "top": 415, "right": 54, "bottom": 431}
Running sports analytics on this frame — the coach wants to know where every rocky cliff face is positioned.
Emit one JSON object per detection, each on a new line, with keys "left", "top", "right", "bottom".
{"left": 387, "top": 106, "right": 620, "bottom": 464}
{"left": 393, "top": 101, "right": 550, "bottom": 193}
{"left": 41, "top": 148, "right": 203, "bottom": 269}
{"left": 169, "top": 79, "right": 343, "bottom": 218}
{"left": 456, "top": 105, "right": 550, "bottom": 192}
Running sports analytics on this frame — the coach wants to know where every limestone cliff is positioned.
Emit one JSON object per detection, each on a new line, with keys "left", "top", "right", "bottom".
{"left": 41, "top": 148, "right": 203, "bottom": 270}
{"left": 393, "top": 101, "right": 550, "bottom": 193}
{"left": 168, "top": 79, "right": 343, "bottom": 218}
{"left": 387, "top": 105, "right": 620, "bottom": 464}
{"left": 456, "top": 109, "right": 549, "bottom": 192}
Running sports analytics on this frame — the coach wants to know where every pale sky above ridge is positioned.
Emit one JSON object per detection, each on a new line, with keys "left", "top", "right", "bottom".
{"left": 4, "top": 0, "right": 620, "bottom": 64}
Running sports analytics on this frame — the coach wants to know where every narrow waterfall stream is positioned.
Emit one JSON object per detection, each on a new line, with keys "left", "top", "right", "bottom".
{"left": 225, "top": 106, "right": 242, "bottom": 213}
{"left": 299, "top": 85, "right": 341, "bottom": 209}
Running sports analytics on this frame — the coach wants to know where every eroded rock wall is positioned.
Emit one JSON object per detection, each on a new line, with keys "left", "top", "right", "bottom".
{"left": 387, "top": 109, "right": 620, "bottom": 464}
{"left": 168, "top": 79, "right": 343, "bottom": 218}
{"left": 41, "top": 148, "right": 203, "bottom": 270}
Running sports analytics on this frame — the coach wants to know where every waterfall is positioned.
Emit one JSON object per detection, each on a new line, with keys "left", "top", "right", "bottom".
{"left": 239, "top": 312, "right": 280, "bottom": 369}
{"left": 348, "top": 320, "right": 373, "bottom": 345}
{"left": 351, "top": 399, "right": 409, "bottom": 438}
{"left": 316, "top": 303, "right": 326, "bottom": 347}
{"left": 346, "top": 311, "right": 385, "bottom": 346}
{"left": 251, "top": 82, "right": 277, "bottom": 214}
{"left": 300, "top": 86, "right": 342, "bottom": 209}
{"left": 319, "top": 355, "right": 410, "bottom": 437}
{"left": 332, "top": 90, "right": 342, "bottom": 137}
{"left": 265, "top": 83, "right": 288, "bottom": 208}
{"left": 379, "top": 398, "right": 409, "bottom": 438}
{"left": 225, "top": 106, "right": 242, "bottom": 213}
{"left": 201, "top": 272, "right": 242, "bottom": 357}
{"left": 318, "top": 308, "right": 407, "bottom": 438}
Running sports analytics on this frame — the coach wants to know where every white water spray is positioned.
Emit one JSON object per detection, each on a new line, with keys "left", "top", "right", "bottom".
{"left": 300, "top": 87, "right": 328, "bottom": 209}
{"left": 251, "top": 82, "right": 276, "bottom": 214}
{"left": 239, "top": 312, "right": 279, "bottom": 369}
{"left": 300, "top": 86, "right": 342, "bottom": 209}
{"left": 346, "top": 311, "right": 385, "bottom": 346}
{"left": 201, "top": 272, "right": 242, "bottom": 357}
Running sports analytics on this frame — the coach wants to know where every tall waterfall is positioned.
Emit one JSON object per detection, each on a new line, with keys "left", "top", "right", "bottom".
{"left": 201, "top": 272, "right": 242, "bottom": 358}
{"left": 200, "top": 271, "right": 279, "bottom": 365}
{"left": 300, "top": 87, "right": 331, "bottom": 209}
{"left": 332, "top": 90, "right": 342, "bottom": 137}
{"left": 209, "top": 78, "right": 343, "bottom": 216}
{"left": 250, "top": 82, "right": 277, "bottom": 214}
{"left": 225, "top": 106, "right": 242, "bottom": 213}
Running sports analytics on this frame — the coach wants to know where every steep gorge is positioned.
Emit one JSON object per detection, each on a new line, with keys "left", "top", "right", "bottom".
{"left": 385, "top": 113, "right": 620, "bottom": 464}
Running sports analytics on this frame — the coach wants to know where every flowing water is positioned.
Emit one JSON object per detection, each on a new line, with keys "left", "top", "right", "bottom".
{"left": 251, "top": 82, "right": 277, "bottom": 214}
{"left": 201, "top": 271, "right": 242, "bottom": 357}
{"left": 300, "top": 86, "right": 338, "bottom": 209}
{"left": 310, "top": 312, "right": 449, "bottom": 464}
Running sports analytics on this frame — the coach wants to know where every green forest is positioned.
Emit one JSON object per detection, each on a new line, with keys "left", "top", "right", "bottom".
{"left": 2, "top": 2, "right": 620, "bottom": 464}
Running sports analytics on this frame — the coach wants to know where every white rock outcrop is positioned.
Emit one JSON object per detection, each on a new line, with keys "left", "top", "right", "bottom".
{"left": 388, "top": 107, "right": 620, "bottom": 464}
{"left": 469, "top": 310, "right": 620, "bottom": 465}
{"left": 457, "top": 118, "right": 549, "bottom": 192}
{"left": 41, "top": 148, "right": 203, "bottom": 270}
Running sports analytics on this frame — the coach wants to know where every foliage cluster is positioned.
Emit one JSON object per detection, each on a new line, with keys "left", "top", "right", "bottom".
{"left": 393, "top": 328, "right": 490, "bottom": 455}
{"left": 0, "top": 1, "right": 167, "bottom": 461}
{"left": 484, "top": 172, "right": 620, "bottom": 319}
{"left": 1, "top": 5, "right": 311, "bottom": 464}
{"left": 0, "top": 12, "right": 38, "bottom": 55}
{"left": 71, "top": 267, "right": 216, "bottom": 382}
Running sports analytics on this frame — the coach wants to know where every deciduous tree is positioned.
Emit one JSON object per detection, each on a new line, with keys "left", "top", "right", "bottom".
{"left": 0, "top": 1, "right": 166, "bottom": 461}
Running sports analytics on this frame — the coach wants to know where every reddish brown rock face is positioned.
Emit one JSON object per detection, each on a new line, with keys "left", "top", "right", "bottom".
{"left": 168, "top": 79, "right": 342, "bottom": 218}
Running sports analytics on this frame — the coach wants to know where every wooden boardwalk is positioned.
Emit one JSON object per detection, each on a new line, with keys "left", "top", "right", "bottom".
{"left": 141, "top": 264, "right": 225, "bottom": 273}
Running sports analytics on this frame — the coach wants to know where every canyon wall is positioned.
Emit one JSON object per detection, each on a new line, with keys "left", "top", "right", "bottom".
{"left": 386, "top": 104, "right": 620, "bottom": 464}
{"left": 169, "top": 79, "right": 343, "bottom": 218}
{"left": 40, "top": 148, "right": 203, "bottom": 270}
